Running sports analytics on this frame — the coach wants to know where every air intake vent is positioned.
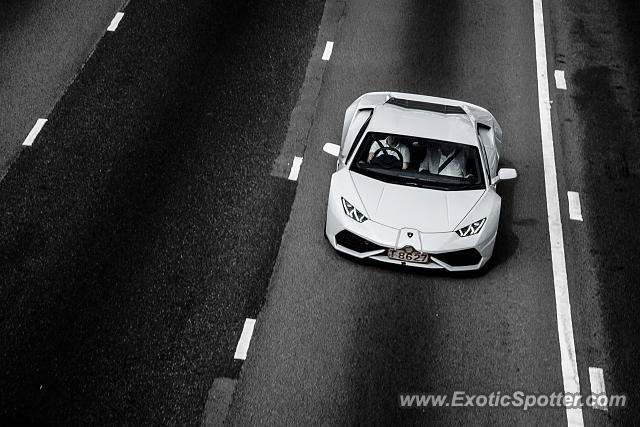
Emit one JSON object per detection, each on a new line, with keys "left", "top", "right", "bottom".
{"left": 386, "top": 97, "right": 466, "bottom": 114}
{"left": 432, "top": 249, "right": 482, "bottom": 267}
{"left": 335, "top": 230, "right": 386, "bottom": 253}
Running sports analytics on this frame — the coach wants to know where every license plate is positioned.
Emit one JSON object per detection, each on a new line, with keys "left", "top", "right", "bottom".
{"left": 387, "top": 247, "right": 429, "bottom": 264}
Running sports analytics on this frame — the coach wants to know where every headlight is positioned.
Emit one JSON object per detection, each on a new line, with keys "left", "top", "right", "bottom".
{"left": 456, "top": 218, "right": 486, "bottom": 237}
{"left": 341, "top": 197, "right": 367, "bottom": 223}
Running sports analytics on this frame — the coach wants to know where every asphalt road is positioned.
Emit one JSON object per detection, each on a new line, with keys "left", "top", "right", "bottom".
{"left": 0, "top": 0, "right": 126, "bottom": 179}
{"left": 227, "top": 0, "right": 640, "bottom": 425}
{"left": 1, "top": 0, "right": 639, "bottom": 425}
{"left": 548, "top": 1, "right": 640, "bottom": 425}
{"left": 227, "top": 0, "right": 562, "bottom": 425}
{"left": 0, "top": 0, "right": 323, "bottom": 424}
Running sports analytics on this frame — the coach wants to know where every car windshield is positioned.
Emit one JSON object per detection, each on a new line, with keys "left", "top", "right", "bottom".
{"left": 350, "top": 132, "right": 486, "bottom": 190}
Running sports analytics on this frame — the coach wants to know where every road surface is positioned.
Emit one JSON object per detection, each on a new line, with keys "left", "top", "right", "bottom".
{"left": 0, "top": 0, "right": 638, "bottom": 425}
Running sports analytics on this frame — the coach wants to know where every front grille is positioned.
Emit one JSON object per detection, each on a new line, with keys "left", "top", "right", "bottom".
{"left": 386, "top": 97, "right": 466, "bottom": 114}
{"left": 432, "top": 249, "right": 482, "bottom": 267}
{"left": 335, "top": 230, "right": 386, "bottom": 253}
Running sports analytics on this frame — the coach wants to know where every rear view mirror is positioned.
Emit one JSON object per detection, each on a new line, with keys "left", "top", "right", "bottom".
{"left": 323, "top": 143, "right": 340, "bottom": 157}
{"left": 498, "top": 168, "right": 518, "bottom": 180}
{"left": 492, "top": 168, "right": 517, "bottom": 184}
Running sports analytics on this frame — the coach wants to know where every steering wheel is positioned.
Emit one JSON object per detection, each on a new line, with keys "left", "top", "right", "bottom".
{"left": 370, "top": 146, "right": 404, "bottom": 169}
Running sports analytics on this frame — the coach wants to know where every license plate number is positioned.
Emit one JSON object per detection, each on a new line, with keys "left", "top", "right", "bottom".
{"left": 387, "top": 248, "right": 429, "bottom": 264}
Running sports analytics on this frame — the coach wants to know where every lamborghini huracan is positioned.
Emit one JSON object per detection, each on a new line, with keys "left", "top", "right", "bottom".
{"left": 324, "top": 92, "right": 517, "bottom": 271}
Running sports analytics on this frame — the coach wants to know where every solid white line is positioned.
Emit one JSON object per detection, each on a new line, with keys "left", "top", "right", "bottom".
{"left": 287, "top": 156, "right": 304, "bottom": 181}
{"left": 321, "top": 41, "right": 334, "bottom": 61}
{"left": 555, "top": 70, "right": 567, "bottom": 90}
{"left": 567, "top": 191, "right": 583, "bottom": 221}
{"left": 22, "top": 119, "right": 48, "bottom": 146}
{"left": 532, "top": 1, "right": 584, "bottom": 426}
{"left": 107, "top": 12, "right": 124, "bottom": 32}
{"left": 234, "top": 318, "right": 256, "bottom": 360}
{"left": 589, "top": 367, "right": 607, "bottom": 411}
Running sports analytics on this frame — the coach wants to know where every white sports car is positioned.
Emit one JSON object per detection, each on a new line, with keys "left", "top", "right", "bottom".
{"left": 324, "top": 92, "right": 517, "bottom": 271}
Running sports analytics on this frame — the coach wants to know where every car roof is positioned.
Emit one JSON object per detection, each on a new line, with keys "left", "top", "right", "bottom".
{"left": 367, "top": 102, "right": 479, "bottom": 146}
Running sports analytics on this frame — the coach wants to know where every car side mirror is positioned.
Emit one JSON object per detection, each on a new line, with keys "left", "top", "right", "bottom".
{"left": 492, "top": 168, "right": 518, "bottom": 184}
{"left": 323, "top": 143, "right": 340, "bottom": 157}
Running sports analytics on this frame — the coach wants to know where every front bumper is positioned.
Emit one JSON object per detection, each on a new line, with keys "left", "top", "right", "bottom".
{"left": 325, "top": 199, "right": 497, "bottom": 272}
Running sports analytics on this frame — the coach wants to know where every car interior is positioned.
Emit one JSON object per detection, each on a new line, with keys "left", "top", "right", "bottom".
{"left": 355, "top": 133, "right": 484, "bottom": 187}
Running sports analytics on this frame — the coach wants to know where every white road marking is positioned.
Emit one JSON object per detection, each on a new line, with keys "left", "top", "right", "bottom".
{"left": 567, "top": 191, "right": 583, "bottom": 221}
{"left": 321, "top": 41, "right": 334, "bottom": 61}
{"left": 555, "top": 70, "right": 567, "bottom": 90}
{"left": 287, "top": 156, "right": 304, "bottom": 181}
{"left": 532, "top": 1, "right": 584, "bottom": 426}
{"left": 234, "top": 319, "right": 256, "bottom": 360}
{"left": 22, "top": 118, "right": 48, "bottom": 146}
{"left": 107, "top": 12, "right": 124, "bottom": 32}
{"left": 589, "top": 367, "right": 608, "bottom": 411}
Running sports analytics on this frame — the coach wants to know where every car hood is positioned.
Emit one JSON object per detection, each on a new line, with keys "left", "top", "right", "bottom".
{"left": 351, "top": 172, "right": 484, "bottom": 232}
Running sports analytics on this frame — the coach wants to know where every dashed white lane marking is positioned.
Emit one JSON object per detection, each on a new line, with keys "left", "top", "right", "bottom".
{"left": 589, "top": 367, "right": 608, "bottom": 411}
{"left": 234, "top": 319, "right": 256, "bottom": 360}
{"left": 107, "top": 12, "right": 124, "bottom": 32}
{"left": 321, "top": 41, "right": 334, "bottom": 61}
{"left": 567, "top": 191, "right": 583, "bottom": 221}
{"left": 287, "top": 156, "right": 304, "bottom": 181}
{"left": 532, "top": 1, "right": 584, "bottom": 426}
{"left": 22, "top": 119, "right": 48, "bottom": 146}
{"left": 555, "top": 70, "right": 567, "bottom": 90}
